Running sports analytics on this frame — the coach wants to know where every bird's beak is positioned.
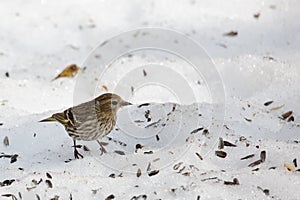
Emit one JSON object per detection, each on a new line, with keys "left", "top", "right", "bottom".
{"left": 121, "top": 101, "right": 132, "bottom": 106}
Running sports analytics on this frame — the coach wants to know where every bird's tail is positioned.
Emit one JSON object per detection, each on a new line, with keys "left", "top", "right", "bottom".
{"left": 39, "top": 116, "right": 57, "bottom": 122}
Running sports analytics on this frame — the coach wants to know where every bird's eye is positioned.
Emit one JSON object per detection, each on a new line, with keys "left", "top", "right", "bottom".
{"left": 111, "top": 101, "right": 118, "bottom": 106}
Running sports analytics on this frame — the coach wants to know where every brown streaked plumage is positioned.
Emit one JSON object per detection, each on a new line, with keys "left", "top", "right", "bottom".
{"left": 40, "top": 93, "right": 132, "bottom": 159}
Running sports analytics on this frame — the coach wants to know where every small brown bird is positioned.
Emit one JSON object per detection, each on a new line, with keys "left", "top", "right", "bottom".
{"left": 40, "top": 93, "right": 132, "bottom": 159}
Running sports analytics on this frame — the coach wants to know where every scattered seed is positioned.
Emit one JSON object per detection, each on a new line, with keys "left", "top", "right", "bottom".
{"left": 144, "top": 110, "right": 151, "bottom": 122}
{"left": 143, "top": 69, "right": 147, "bottom": 76}
{"left": 244, "top": 117, "right": 252, "bottom": 122}
{"left": 146, "top": 163, "right": 151, "bottom": 172}
{"left": 83, "top": 145, "right": 90, "bottom": 151}
{"left": 130, "top": 194, "right": 147, "bottom": 200}
{"left": 264, "top": 101, "right": 273, "bottom": 106}
{"left": 144, "top": 151, "right": 153, "bottom": 154}
{"left": 69, "top": 193, "right": 72, "bottom": 200}
{"left": 10, "top": 154, "right": 18, "bottom": 163}
{"left": 182, "top": 172, "right": 190, "bottom": 176}
{"left": 293, "top": 158, "right": 297, "bottom": 168}
{"left": 135, "top": 144, "right": 143, "bottom": 150}
{"left": 155, "top": 135, "right": 160, "bottom": 141}
{"left": 253, "top": 13, "right": 261, "bottom": 19}
{"left": 197, "top": 195, "right": 200, "bottom": 200}
{"left": 202, "top": 129, "right": 209, "bottom": 136}
{"left": 223, "top": 141, "right": 237, "bottom": 147}
{"left": 3, "top": 136, "right": 9, "bottom": 146}
{"left": 105, "top": 194, "right": 115, "bottom": 200}
{"left": 190, "top": 127, "right": 204, "bottom": 134}
{"left": 114, "top": 150, "right": 125, "bottom": 155}
{"left": 36, "top": 194, "right": 41, "bottom": 200}
{"left": 248, "top": 160, "right": 262, "bottom": 167}
{"left": 102, "top": 85, "right": 108, "bottom": 91}
{"left": 281, "top": 111, "right": 293, "bottom": 120}
{"left": 108, "top": 174, "right": 115, "bottom": 178}
{"left": 137, "top": 103, "right": 150, "bottom": 108}
{"left": 137, "top": 168, "right": 141, "bottom": 177}
{"left": 5, "top": 72, "right": 10, "bottom": 78}
{"left": 215, "top": 150, "right": 227, "bottom": 158}
{"left": 284, "top": 163, "right": 295, "bottom": 172}
{"left": 0, "top": 179, "right": 15, "bottom": 187}
{"left": 223, "top": 31, "right": 238, "bottom": 37}
{"left": 18, "top": 192, "right": 22, "bottom": 199}
{"left": 218, "top": 137, "right": 224, "bottom": 149}
{"left": 257, "top": 186, "right": 270, "bottom": 196}
{"left": 2, "top": 194, "right": 17, "bottom": 200}
{"left": 145, "top": 119, "right": 161, "bottom": 128}
{"left": 224, "top": 178, "right": 239, "bottom": 185}
{"left": 287, "top": 116, "right": 294, "bottom": 122}
{"left": 240, "top": 154, "right": 255, "bottom": 160}
{"left": 148, "top": 170, "right": 159, "bottom": 176}
{"left": 201, "top": 177, "right": 218, "bottom": 182}
{"left": 173, "top": 162, "right": 183, "bottom": 170}
{"left": 270, "top": 104, "right": 284, "bottom": 111}
{"left": 195, "top": 153, "right": 203, "bottom": 160}
{"left": 45, "top": 180, "right": 53, "bottom": 188}
{"left": 260, "top": 151, "right": 266, "bottom": 162}
{"left": 46, "top": 172, "right": 52, "bottom": 179}
{"left": 252, "top": 168, "right": 260, "bottom": 171}
{"left": 176, "top": 165, "right": 186, "bottom": 174}
{"left": 0, "top": 123, "right": 3, "bottom": 126}
{"left": 269, "top": 166, "right": 276, "bottom": 170}
{"left": 50, "top": 195, "right": 59, "bottom": 200}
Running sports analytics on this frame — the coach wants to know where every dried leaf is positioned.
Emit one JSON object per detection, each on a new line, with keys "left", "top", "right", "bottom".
{"left": 52, "top": 64, "right": 80, "bottom": 81}
{"left": 284, "top": 163, "right": 295, "bottom": 172}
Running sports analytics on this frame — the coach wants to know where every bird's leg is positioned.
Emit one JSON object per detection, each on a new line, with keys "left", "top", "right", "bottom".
{"left": 73, "top": 140, "right": 83, "bottom": 159}
{"left": 96, "top": 140, "right": 108, "bottom": 155}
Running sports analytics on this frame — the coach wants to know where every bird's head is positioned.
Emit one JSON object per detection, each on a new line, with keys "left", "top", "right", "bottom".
{"left": 96, "top": 93, "right": 132, "bottom": 113}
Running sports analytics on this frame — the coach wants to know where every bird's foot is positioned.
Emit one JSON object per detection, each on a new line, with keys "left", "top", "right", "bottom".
{"left": 97, "top": 140, "right": 108, "bottom": 155}
{"left": 74, "top": 148, "right": 84, "bottom": 159}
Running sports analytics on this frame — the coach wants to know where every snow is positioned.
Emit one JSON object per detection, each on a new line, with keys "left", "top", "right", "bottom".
{"left": 1, "top": 0, "right": 300, "bottom": 199}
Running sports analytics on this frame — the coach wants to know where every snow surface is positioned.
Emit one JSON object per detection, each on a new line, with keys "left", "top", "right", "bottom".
{"left": 1, "top": 0, "right": 300, "bottom": 199}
